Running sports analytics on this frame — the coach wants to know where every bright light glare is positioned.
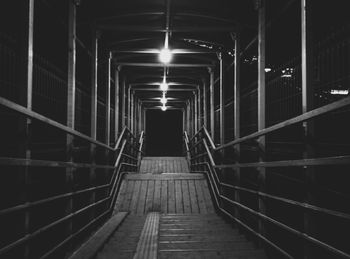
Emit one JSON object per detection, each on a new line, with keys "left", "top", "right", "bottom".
{"left": 161, "top": 105, "right": 167, "bottom": 111}
{"left": 160, "top": 82, "right": 169, "bottom": 91}
{"left": 265, "top": 68, "right": 272, "bottom": 72}
{"left": 159, "top": 48, "right": 172, "bottom": 64}
{"left": 160, "top": 97, "right": 167, "bottom": 104}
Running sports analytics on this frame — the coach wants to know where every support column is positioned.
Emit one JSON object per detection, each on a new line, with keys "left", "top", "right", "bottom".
{"left": 194, "top": 92, "right": 198, "bottom": 134}
{"left": 197, "top": 86, "right": 201, "bottom": 129}
{"left": 121, "top": 78, "right": 126, "bottom": 128}
{"left": 138, "top": 101, "right": 142, "bottom": 133}
{"left": 209, "top": 68, "right": 215, "bottom": 140}
{"left": 182, "top": 108, "right": 185, "bottom": 133}
{"left": 203, "top": 79, "right": 208, "bottom": 128}
{"left": 234, "top": 32, "right": 241, "bottom": 222}
{"left": 127, "top": 85, "right": 131, "bottom": 129}
{"left": 186, "top": 101, "right": 190, "bottom": 134}
{"left": 219, "top": 53, "right": 225, "bottom": 147}
{"left": 20, "top": 1, "right": 34, "bottom": 257}
{"left": 89, "top": 28, "right": 99, "bottom": 224}
{"left": 105, "top": 52, "right": 112, "bottom": 146}
{"left": 302, "top": 0, "right": 315, "bottom": 257}
{"left": 90, "top": 31, "right": 99, "bottom": 141}
{"left": 114, "top": 67, "right": 120, "bottom": 141}
{"left": 257, "top": 0, "right": 266, "bottom": 246}
{"left": 130, "top": 90, "right": 134, "bottom": 134}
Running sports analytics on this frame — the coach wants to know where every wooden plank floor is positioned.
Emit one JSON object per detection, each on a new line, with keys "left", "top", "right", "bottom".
{"left": 139, "top": 157, "right": 189, "bottom": 174}
{"left": 114, "top": 174, "right": 214, "bottom": 215}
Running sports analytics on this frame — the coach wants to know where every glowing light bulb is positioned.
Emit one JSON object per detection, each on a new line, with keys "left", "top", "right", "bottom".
{"left": 160, "top": 96, "right": 167, "bottom": 104}
{"left": 159, "top": 48, "right": 172, "bottom": 64}
{"left": 161, "top": 105, "right": 167, "bottom": 111}
{"left": 160, "top": 82, "right": 168, "bottom": 91}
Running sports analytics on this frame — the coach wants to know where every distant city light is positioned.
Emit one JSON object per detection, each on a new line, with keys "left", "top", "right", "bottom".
{"left": 330, "top": 89, "right": 349, "bottom": 95}
{"left": 159, "top": 48, "right": 172, "bottom": 64}
{"left": 265, "top": 68, "right": 272, "bottom": 72}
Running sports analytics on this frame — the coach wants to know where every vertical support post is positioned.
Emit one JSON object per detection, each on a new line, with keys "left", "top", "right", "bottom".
{"left": 65, "top": 1, "right": 77, "bottom": 253}
{"left": 197, "top": 86, "right": 201, "bottom": 128}
{"left": 203, "top": 79, "right": 207, "bottom": 128}
{"left": 20, "top": 0, "right": 34, "bottom": 257}
{"left": 234, "top": 32, "right": 241, "bottom": 222}
{"left": 302, "top": 0, "right": 315, "bottom": 257}
{"left": 89, "top": 28, "right": 99, "bottom": 223}
{"left": 257, "top": 0, "right": 266, "bottom": 246}
{"left": 90, "top": 31, "right": 99, "bottom": 141}
{"left": 186, "top": 101, "right": 190, "bottom": 134}
{"left": 143, "top": 108, "right": 146, "bottom": 134}
{"left": 127, "top": 86, "right": 131, "bottom": 129}
{"left": 219, "top": 53, "right": 225, "bottom": 147}
{"left": 194, "top": 92, "right": 198, "bottom": 134}
{"left": 105, "top": 52, "right": 111, "bottom": 146}
{"left": 114, "top": 67, "right": 120, "bottom": 141}
{"left": 138, "top": 101, "right": 142, "bottom": 133}
{"left": 182, "top": 108, "right": 185, "bottom": 133}
{"left": 121, "top": 78, "right": 126, "bottom": 128}
{"left": 209, "top": 68, "right": 215, "bottom": 140}
{"left": 130, "top": 90, "right": 134, "bottom": 134}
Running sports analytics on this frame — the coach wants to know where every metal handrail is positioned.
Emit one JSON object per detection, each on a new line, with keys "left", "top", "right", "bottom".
{"left": 0, "top": 96, "right": 140, "bottom": 257}
{"left": 215, "top": 95, "right": 350, "bottom": 151}
{"left": 189, "top": 133, "right": 350, "bottom": 259}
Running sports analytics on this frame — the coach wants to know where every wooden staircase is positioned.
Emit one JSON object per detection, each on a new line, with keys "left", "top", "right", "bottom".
{"left": 71, "top": 157, "right": 267, "bottom": 259}
{"left": 158, "top": 214, "right": 267, "bottom": 259}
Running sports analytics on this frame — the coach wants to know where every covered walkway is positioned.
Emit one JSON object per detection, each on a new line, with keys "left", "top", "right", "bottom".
{"left": 0, "top": 0, "right": 350, "bottom": 258}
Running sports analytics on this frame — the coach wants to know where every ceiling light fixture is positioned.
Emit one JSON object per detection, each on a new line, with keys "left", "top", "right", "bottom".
{"left": 159, "top": 47, "right": 172, "bottom": 64}
{"left": 161, "top": 104, "right": 167, "bottom": 111}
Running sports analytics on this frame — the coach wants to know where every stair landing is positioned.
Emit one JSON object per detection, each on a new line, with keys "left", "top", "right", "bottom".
{"left": 139, "top": 157, "right": 189, "bottom": 174}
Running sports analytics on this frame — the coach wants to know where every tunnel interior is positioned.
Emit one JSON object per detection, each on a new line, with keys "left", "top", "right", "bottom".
{"left": 145, "top": 109, "right": 183, "bottom": 156}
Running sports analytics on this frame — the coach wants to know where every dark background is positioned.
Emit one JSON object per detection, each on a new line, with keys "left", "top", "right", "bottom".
{"left": 145, "top": 109, "right": 183, "bottom": 156}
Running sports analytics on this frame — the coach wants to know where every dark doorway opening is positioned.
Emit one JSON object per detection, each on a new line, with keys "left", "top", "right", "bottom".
{"left": 145, "top": 109, "right": 183, "bottom": 156}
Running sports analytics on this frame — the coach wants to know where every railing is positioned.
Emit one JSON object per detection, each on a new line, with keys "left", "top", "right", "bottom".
{"left": 0, "top": 96, "right": 140, "bottom": 258}
{"left": 137, "top": 131, "right": 145, "bottom": 170}
{"left": 183, "top": 131, "right": 191, "bottom": 168}
{"left": 188, "top": 95, "right": 350, "bottom": 259}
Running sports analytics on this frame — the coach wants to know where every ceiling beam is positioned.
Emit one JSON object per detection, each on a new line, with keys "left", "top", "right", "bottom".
{"left": 130, "top": 82, "right": 198, "bottom": 87}
{"left": 97, "top": 25, "right": 237, "bottom": 33}
{"left": 111, "top": 48, "right": 217, "bottom": 54}
{"left": 117, "top": 62, "right": 213, "bottom": 68}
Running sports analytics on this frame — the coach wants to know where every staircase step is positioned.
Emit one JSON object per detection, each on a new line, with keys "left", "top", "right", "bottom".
{"left": 159, "top": 240, "right": 254, "bottom": 250}
{"left": 158, "top": 250, "right": 267, "bottom": 259}
{"left": 159, "top": 234, "right": 247, "bottom": 242}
